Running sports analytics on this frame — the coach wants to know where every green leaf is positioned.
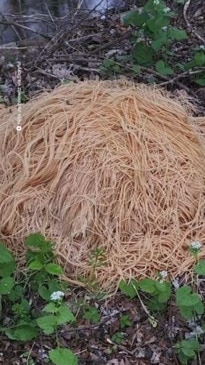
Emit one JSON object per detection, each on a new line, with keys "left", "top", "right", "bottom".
{"left": 169, "top": 28, "right": 187, "bottom": 41}
{"left": 151, "top": 35, "right": 167, "bottom": 51}
{"left": 194, "top": 52, "right": 205, "bottom": 66}
{"left": 176, "top": 285, "right": 191, "bottom": 305}
{"left": 0, "top": 261, "right": 16, "bottom": 277}
{"left": 8, "top": 285, "right": 23, "bottom": 302}
{"left": 195, "top": 301, "right": 204, "bottom": 315}
{"left": 119, "top": 314, "right": 131, "bottom": 329}
{"left": 132, "top": 43, "right": 154, "bottom": 66}
{"left": 112, "top": 332, "right": 124, "bottom": 344}
{"left": 139, "top": 278, "right": 156, "bottom": 294}
{"left": 181, "top": 339, "right": 200, "bottom": 351}
{"left": 56, "top": 304, "right": 75, "bottom": 325}
{"left": 83, "top": 307, "right": 100, "bottom": 324}
{"left": 43, "top": 302, "right": 58, "bottom": 314}
{"left": 0, "top": 277, "right": 14, "bottom": 294}
{"left": 155, "top": 60, "right": 174, "bottom": 75}
{"left": 132, "top": 65, "right": 141, "bottom": 74}
{"left": 25, "top": 233, "right": 53, "bottom": 252}
{"left": 123, "top": 10, "right": 147, "bottom": 27}
{"left": 182, "top": 348, "right": 196, "bottom": 357}
{"left": 49, "top": 348, "right": 78, "bottom": 365}
{"left": 0, "top": 243, "right": 15, "bottom": 264}
{"left": 178, "top": 305, "right": 193, "bottom": 319}
{"left": 28, "top": 260, "right": 44, "bottom": 270}
{"left": 36, "top": 315, "right": 56, "bottom": 335}
{"left": 38, "top": 285, "right": 50, "bottom": 301}
{"left": 119, "top": 279, "right": 138, "bottom": 298}
{"left": 45, "top": 263, "right": 63, "bottom": 276}
{"left": 147, "top": 16, "right": 169, "bottom": 34}
{"left": 194, "top": 77, "right": 205, "bottom": 86}
{"left": 5, "top": 324, "right": 38, "bottom": 341}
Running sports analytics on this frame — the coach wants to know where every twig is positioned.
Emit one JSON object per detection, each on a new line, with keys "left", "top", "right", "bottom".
{"left": 159, "top": 68, "right": 205, "bottom": 86}
{"left": 183, "top": 0, "right": 205, "bottom": 44}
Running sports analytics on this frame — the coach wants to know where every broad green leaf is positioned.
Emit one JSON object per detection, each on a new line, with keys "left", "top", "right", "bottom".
{"left": 132, "top": 43, "right": 154, "bottom": 66}
{"left": 5, "top": 323, "right": 38, "bottom": 341}
{"left": 25, "top": 233, "right": 53, "bottom": 252}
{"left": 0, "top": 261, "right": 16, "bottom": 277}
{"left": 194, "top": 52, "right": 205, "bottom": 66}
{"left": 8, "top": 285, "right": 23, "bottom": 302}
{"left": 147, "top": 16, "right": 169, "bottom": 34}
{"left": 195, "top": 260, "right": 205, "bottom": 275}
{"left": 56, "top": 304, "right": 75, "bottom": 325}
{"left": 119, "top": 279, "right": 138, "bottom": 298}
{"left": 45, "top": 263, "right": 63, "bottom": 275}
{"left": 43, "top": 302, "right": 58, "bottom": 314}
{"left": 28, "top": 260, "right": 44, "bottom": 270}
{"left": 155, "top": 60, "right": 174, "bottom": 75}
{"left": 178, "top": 305, "right": 193, "bottom": 319}
{"left": 195, "top": 301, "right": 204, "bottom": 315}
{"left": 123, "top": 10, "right": 147, "bottom": 27}
{"left": 25, "top": 233, "right": 46, "bottom": 248}
{"left": 194, "top": 77, "right": 205, "bottom": 86}
{"left": 139, "top": 278, "right": 156, "bottom": 294}
{"left": 0, "top": 243, "right": 15, "bottom": 264}
{"left": 0, "top": 277, "right": 14, "bottom": 294}
{"left": 151, "top": 35, "right": 167, "bottom": 50}
{"left": 182, "top": 348, "right": 196, "bottom": 357}
{"left": 36, "top": 315, "right": 56, "bottom": 335}
{"left": 176, "top": 286, "right": 191, "bottom": 304}
{"left": 169, "top": 28, "right": 187, "bottom": 41}
{"left": 181, "top": 339, "right": 200, "bottom": 350}
{"left": 38, "top": 285, "right": 50, "bottom": 301}
{"left": 49, "top": 348, "right": 78, "bottom": 365}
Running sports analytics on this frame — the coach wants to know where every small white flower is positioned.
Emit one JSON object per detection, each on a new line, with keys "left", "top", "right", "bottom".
{"left": 153, "top": 0, "right": 160, "bottom": 5}
{"left": 50, "top": 291, "right": 64, "bottom": 301}
{"left": 190, "top": 241, "right": 202, "bottom": 250}
{"left": 160, "top": 270, "right": 168, "bottom": 279}
{"left": 162, "top": 26, "right": 168, "bottom": 31}
{"left": 163, "top": 7, "right": 170, "bottom": 13}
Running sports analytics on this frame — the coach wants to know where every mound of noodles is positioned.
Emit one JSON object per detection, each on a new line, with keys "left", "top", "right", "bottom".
{"left": 0, "top": 79, "right": 205, "bottom": 291}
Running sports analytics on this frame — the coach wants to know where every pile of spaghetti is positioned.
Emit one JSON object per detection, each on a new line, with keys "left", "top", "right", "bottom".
{"left": 0, "top": 79, "right": 205, "bottom": 291}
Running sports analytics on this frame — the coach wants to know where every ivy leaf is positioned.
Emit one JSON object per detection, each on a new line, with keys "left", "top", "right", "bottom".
{"left": 49, "top": 348, "right": 78, "bottom": 365}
